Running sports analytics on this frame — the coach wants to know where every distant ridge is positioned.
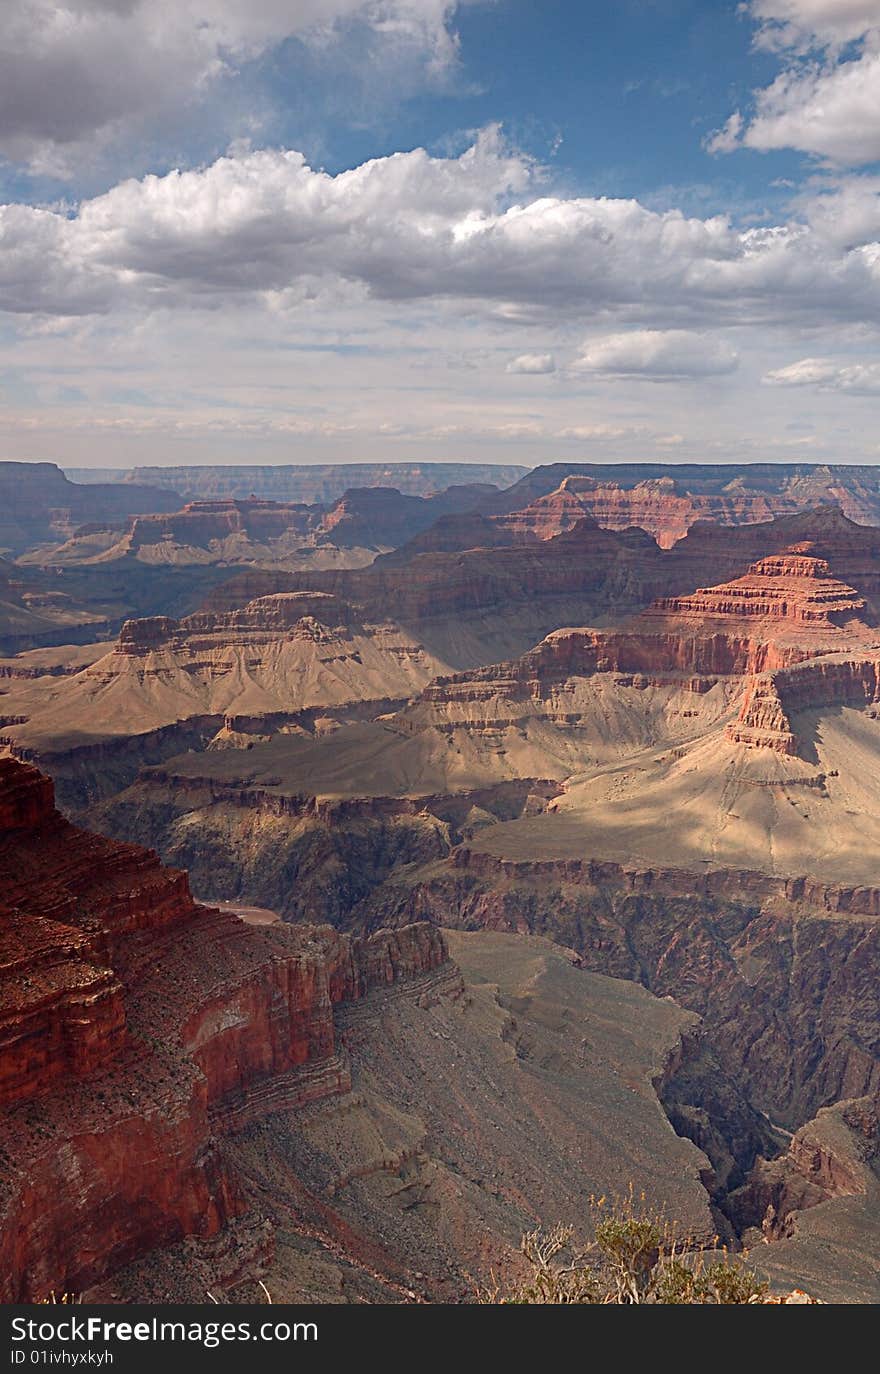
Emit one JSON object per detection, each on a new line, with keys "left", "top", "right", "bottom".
{"left": 64, "top": 462, "right": 529, "bottom": 503}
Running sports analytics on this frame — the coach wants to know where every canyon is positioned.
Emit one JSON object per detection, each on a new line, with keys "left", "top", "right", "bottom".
{"left": 2, "top": 461, "right": 879, "bottom": 1302}
{"left": 0, "top": 462, "right": 179, "bottom": 556}
{"left": 0, "top": 755, "right": 452, "bottom": 1299}
{"left": 2, "top": 757, "right": 777, "bottom": 1303}
{"left": 23, "top": 485, "right": 505, "bottom": 573}
{"left": 61, "top": 460, "right": 880, "bottom": 547}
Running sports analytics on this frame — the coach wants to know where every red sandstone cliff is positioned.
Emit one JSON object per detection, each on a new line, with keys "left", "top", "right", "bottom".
{"left": 500, "top": 474, "right": 801, "bottom": 548}
{"left": 378, "top": 472, "right": 880, "bottom": 556}
{"left": 0, "top": 757, "right": 452, "bottom": 1300}
{"left": 492, "top": 463, "right": 880, "bottom": 536}
{"left": 405, "top": 549, "right": 880, "bottom": 753}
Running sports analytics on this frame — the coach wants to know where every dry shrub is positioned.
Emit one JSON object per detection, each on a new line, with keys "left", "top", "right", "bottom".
{"left": 479, "top": 1190, "right": 773, "bottom": 1305}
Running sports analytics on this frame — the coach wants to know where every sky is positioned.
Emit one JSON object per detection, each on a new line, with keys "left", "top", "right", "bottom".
{"left": 1, "top": 1, "right": 880, "bottom": 469}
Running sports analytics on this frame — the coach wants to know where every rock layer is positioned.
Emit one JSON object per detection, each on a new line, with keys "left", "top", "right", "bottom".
{"left": 365, "top": 845, "right": 880, "bottom": 1129}
{"left": 0, "top": 757, "right": 450, "bottom": 1300}
{"left": 493, "top": 462, "right": 880, "bottom": 541}
{"left": 0, "top": 461, "right": 179, "bottom": 555}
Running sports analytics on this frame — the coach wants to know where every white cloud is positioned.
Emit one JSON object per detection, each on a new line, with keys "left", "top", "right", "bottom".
{"left": 748, "top": 2, "right": 880, "bottom": 50}
{"left": 705, "top": 112, "right": 743, "bottom": 156}
{"left": 571, "top": 330, "right": 739, "bottom": 380}
{"left": 764, "top": 355, "right": 880, "bottom": 392}
{"left": 711, "top": 2, "right": 880, "bottom": 165}
{"left": 800, "top": 175, "right": 880, "bottom": 249}
{"left": 506, "top": 352, "right": 555, "bottom": 373}
{"left": 3, "top": 133, "right": 880, "bottom": 328}
{"left": 556, "top": 423, "right": 653, "bottom": 440}
{"left": 0, "top": 1, "right": 468, "bottom": 172}
{"left": 743, "top": 43, "right": 880, "bottom": 164}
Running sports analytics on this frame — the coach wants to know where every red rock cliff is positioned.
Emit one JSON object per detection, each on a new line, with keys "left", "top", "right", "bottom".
{"left": 0, "top": 757, "right": 451, "bottom": 1300}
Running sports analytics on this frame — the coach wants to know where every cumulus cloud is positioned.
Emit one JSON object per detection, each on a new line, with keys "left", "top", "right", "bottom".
{"left": 743, "top": 43, "right": 880, "bottom": 164}
{"left": 0, "top": 1, "right": 468, "bottom": 172}
{"left": 571, "top": 330, "right": 739, "bottom": 380}
{"left": 764, "top": 356, "right": 880, "bottom": 393}
{"left": 748, "top": 1, "right": 880, "bottom": 51}
{"left": 801, "top": 175, "right": 880, "bottom": 249}
{"left": 710, "top": 1, "right": 880, "bottom": 165}
{"left": 2, "top": 132, "right": 880, "bottom": 330}
{"left": 506, "top": 353, "right": 555, "bottom": 373}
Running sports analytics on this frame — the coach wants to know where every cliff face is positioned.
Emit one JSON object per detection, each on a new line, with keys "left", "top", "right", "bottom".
{"left": 0, "top": 592, "right": 449, "bottom": 765}
{"left": 124, "top": 499, "right": 317, "bottom": 549}
{"left": 203, "top": 518, "right": 670, "bottom": 640}
{"left": 23, "top": 484, "right": 504, "bottom": 573}
{"left": 500, "top": 474, "right": 801, "bottom": 548}
{"left": 317, "top": 483, "right": 499, "bottom": 550}
{"left": 728, "top": 1096, "right": 879, "bottom": 1240}
{"left": 494, "top": 463, "right": 880, "bottom": 534}
{"left": 93, "top": 766, "right": 556, "bottom": 923}
{"left": 367, "top": 846, "right": 880, "bottom": 1130}
{"left": 46, "top": 488, "right": 498, "bottom": 567}
{"left": 0, "top": 461, "right": 179, "bottom": 555}
{"left": 0, "top": 757, "right": 451, "bottom": 1300}
{"left": 406, "top": 548, "right": 880, "bottom": 748}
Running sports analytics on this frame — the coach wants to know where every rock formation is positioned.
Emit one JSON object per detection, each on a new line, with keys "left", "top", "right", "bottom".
{"left": 492, "top": 462, "right": 880, "bottom": 539}
{"left": 0, "top": 591, "right": 450, "bottom": 773}
{"left": 0, "top": 756, "right": 452, "bottom": 1300}
{"left": 366, "top": 845, "right": 880, "bottom": 1131}
{"left": 25, "top": 485, "right": 504, "bottom": 572}
{"left": 316, "top": 483, "right": 501, "bottom": 550}
{"left": 4, "top": 463, "right": 880, "bottom": 1302}
{"left": 401, "top": 546, "right": 880, "bottom": 753}
{"left": 202, "top": 517, "right": 674, "bottom": 671}
{"left": 0, "top": 461, "right": 179, "bottom": 556}
{"left": 499, "top": 473, "right": 800, "bottom": 548}
{"left": 94, "top": 931, "right": 762, "bottom": 1303}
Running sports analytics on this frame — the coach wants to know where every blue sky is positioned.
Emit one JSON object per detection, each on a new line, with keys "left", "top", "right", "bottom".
{"left": 1, "top": 1, "right": 880, "bottom": 468}
{"left": 269, "top": 0, "right": 800, "bottom": 211}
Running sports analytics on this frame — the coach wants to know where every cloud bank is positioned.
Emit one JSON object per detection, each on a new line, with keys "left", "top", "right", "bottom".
{"left": 2, "top": 129, "right": 880, "bottom": 330}
{"left": 0, "top": 1, "right": 468, "bottom": 173}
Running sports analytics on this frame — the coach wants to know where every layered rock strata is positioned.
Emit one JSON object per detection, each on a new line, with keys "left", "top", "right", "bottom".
{"left": 0, "top": 757, "right": 451, "bottom": 1300}
{"left": 365, "top": 844, "right": 880, "bottom": 1129}
{"left": 0, "top": 461, "right": 179, "bottom": 556}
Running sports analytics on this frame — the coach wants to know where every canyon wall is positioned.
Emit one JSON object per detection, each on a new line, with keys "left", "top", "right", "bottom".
{"left": 0, "top": 461, "right": 179, "bottom": 554}
{"left": 0, "top": 757, "right": 452, "bottom": 1300}
{"left": 364, "top": 845, "right": 880, "bottom": 1130}
{"left": 493, "top": 463, "right": 880, "bottom": 529}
